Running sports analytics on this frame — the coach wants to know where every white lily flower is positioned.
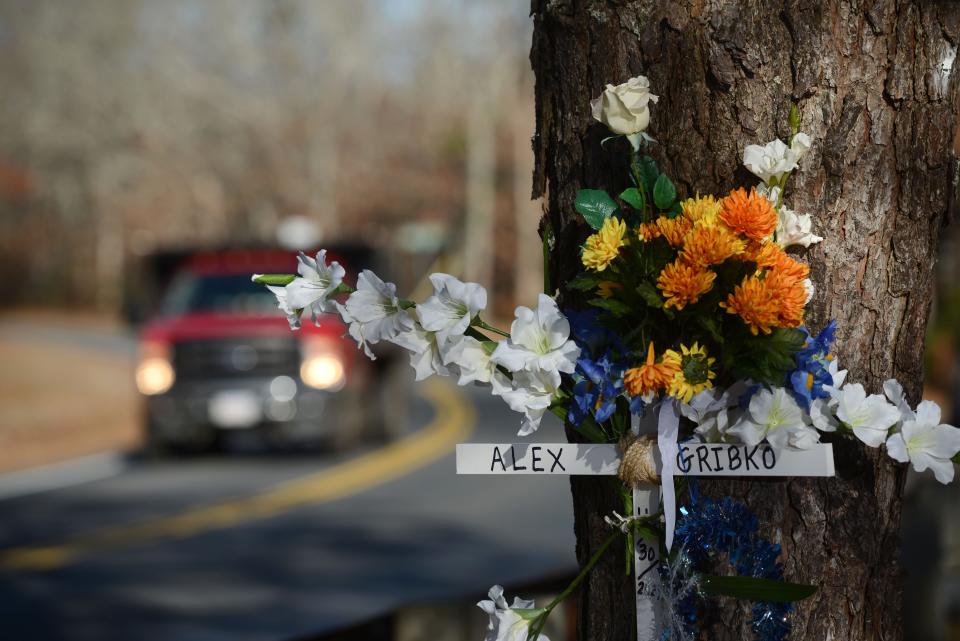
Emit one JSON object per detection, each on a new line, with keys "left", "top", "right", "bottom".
{"left": 335, "top": 302, "right": 376, "bottom": 360}
{"left": 265, "top": 285, "right": 302, "bottom": 329}
{"left": 491, "top": 294, "right": 580, "bottom": 376}
{"left": 809, "top": 397, "right": 839, "bottom": 432}
{"left": 680, "top": 386, "right": 742, "bottom": 443}
{"left": 390, "top": 322, "right": 452, "bottom": 382}
{"left": 790, "top": 132, "right": 812, "bottom": 162}
{"left": 499, "top": 368, "right": 560, "bottom": 436}
{"left": 442, "top": 335, "right": 511, "bottom": 393}
{"left": 882, "top": 378, "right": 915, "bottom": 420}
{"left": 726, "top": 387, "right": 819, "bottom": 450}
{"left": 775, "top": 207, "right": 823, "bottom": 248}
{"left": 757, "top": 184, "right": 782, "bottom": 208}
{"left": 835, "top": 383, "right": 902, "bottom": 447}
{"left": 885, "top": 400, "right": 960, "bottom": 484}
{"left": 285, "top": 250, "right": 345, "bottom": 319}
{"left": 478, "top": 585, "right": 549, "bottom": 641}
{"left": 742, "top": 139, "right": 797, "bottom": 184}
{"left": 823, "top": 359, "right": 847, "bottom": 397}
{"left": 339, "top": 270, "right": 414, "bottom": 348}
{"left": 416, "top": 273, "right": 487, "bottom": 341}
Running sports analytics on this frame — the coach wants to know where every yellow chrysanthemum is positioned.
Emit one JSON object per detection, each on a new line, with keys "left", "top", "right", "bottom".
{"left": 657, "top": 260, "right": 716, "bottom": 310}
{"left": 581, "top": 217, "right": 627, "bottom": 271}
{"left": 655, "top": 216, "right": 693, "bottom": 247}
{"left": 597, "top": 280, "right": 622, "bottom": 299}
{"left": 680, "top": 222, "right": 746, "bottom": 266}
{"left": 662, "top": 342, "right": 717, "bottom": 403}
{"left": 681, "top": 194, "right": 723, "bottom": 226}
{"left": 624, "top": 342, "right": 679, "bottom": 398}
{"left": 720, "top": 275, "right": 781, "bottom": 335}
{"left": 719, "top": 187, "right": 778, "bottom": 242}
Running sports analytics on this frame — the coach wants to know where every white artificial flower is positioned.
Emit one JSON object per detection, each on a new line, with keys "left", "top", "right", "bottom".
{"left": 883, "top": 378, "right": 915, "bottom": 420}
{"left": 822, "top": 359, "right": 848, "bottom": 397}
{"left": 809, "top": 398, "right": 839, "bottom": 432}
{"left": 756, "top": 184, "right": 782, "bottom": 208}
{"left": 835, "top": 383, "right": 902, "bottom": 447}
{"left": 742, "top": 139, "right": 797, "bottom": 184}
{"left": 802, "top": 278, "right": 815, "bottom": 304}
{"left": 491, "top": 294, "right": 580, "bottom": 376}
{"left": 340, "top": 270, "right": 413, "bottom": 345}
{"left": 726, "top": 387, "right": 819, "bottom": 450}
{"left": 335, "top": 303, "right": 376, "bottom": 360}
{"left": 775, "top": 207, "right": 823, "bottom": 248}
{"left": 680, "top": 386, "right": 741, "bottom": 443}
{"left": 442, "top": 335, "right": 510, "bottom": 393}
{"left": 790, "top": 132, "right": 812, "bottom": 162}
{"left": 264, "top": 285, "right": 301, "bottom": 329}
{"left": 885, "top": 400, "right": 960, "bottom": 484}
{"left": 478, "top": 585, "right": 549, "bottom": 641}
{"left": 416, "top": 273, "right": 487, "bottom": 342}
{"left": 390, "top": 322, "right": 452, "bottom": 382}
{"left": 499, "top": 368, "right": 560, "bottom": 436}
{"left": 591, "top": 75, "right": 658, "bottom": 149}
{"left": 285, "top": 250, "right": 345, "bottom": 319}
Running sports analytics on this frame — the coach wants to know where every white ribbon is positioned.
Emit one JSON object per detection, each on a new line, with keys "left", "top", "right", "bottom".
{"left": 657, "top": 399, "right": 679, "bottom": 551}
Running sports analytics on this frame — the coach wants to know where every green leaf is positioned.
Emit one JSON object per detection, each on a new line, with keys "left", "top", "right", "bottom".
{"left": 698, "top": 315, "right": 724, "bottom": 344}
{"left": 699, "top": 574, "right": 818, "bottom": 603}
{"left": 635, "top": 155, "right": 660, "bottom": 194}
{"left": 635, "top": 282, "right": 664, "bottom": 308}
{"left": 619, "top": 187, "right": 645, "bottom": 211}
{"left": 252, "top": 274, "right": 296, "bottom": 286}
{"left": 653, "top": 174, "right": 676, "bottom": 210}
{"left": 588, "top": 297, "right": 632, "bottom": 317}
{"left": 568, "top": 272, "right": 604, "bottom": 291}
{"left": 575, "top": 189, "right": 618, "bottom": 230}
{"left": 730, "top": 327, "right": 807, "bottom": 384}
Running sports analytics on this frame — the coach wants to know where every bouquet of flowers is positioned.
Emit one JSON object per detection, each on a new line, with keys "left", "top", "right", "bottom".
{"left": 255, "top": 75, "right": 960, "bottom": 641}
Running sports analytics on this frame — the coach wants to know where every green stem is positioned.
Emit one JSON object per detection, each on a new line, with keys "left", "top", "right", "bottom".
{"left": 529, "top": 530, "right": 621, "bottom": 641}
{"left": 474, "top": 318, "right": 511, "bottom": 339}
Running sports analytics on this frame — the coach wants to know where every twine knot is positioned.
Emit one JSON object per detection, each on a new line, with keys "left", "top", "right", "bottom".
{"left": 618, "top": 434, "right": 660, "bottom": 486}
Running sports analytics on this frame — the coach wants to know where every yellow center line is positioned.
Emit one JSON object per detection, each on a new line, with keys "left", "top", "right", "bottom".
{"left": 0, "top": 378, "right": 474, "bottom": 572}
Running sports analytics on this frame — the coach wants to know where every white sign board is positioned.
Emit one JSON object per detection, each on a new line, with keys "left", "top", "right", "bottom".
{"left": 456, "top": 442, "right": 835, "bottom": 477}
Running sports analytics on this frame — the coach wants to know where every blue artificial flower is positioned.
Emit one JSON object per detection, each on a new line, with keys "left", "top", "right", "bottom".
{"left": 787, "top": 320, "right": 837, "bottom": 410}
{"left": 565, "top": 308, "right": 625, "bottom": 358}
{"left": 568, "top": 353, "right": 624, "bottom": 426}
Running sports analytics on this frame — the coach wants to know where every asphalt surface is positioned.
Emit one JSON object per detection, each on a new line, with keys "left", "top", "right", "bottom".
{"left": 0, "top": 329, "right": 577, "bottom": 641}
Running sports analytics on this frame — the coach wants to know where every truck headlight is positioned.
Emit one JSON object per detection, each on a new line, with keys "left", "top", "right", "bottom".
{"left": 300, "top": 339, "right": 345, "bottom": 391}
{"left": 136, "top": 341, "right": 175, "bottom": 395}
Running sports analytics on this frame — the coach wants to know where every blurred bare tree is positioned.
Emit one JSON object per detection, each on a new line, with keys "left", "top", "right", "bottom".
{"left": 0, "top": 0, "right": 536, "bottom": 311}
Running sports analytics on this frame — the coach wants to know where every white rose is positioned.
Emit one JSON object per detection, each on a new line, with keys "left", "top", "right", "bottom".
{"left": 590, "top": 75, "right": 658, "bottom": 136}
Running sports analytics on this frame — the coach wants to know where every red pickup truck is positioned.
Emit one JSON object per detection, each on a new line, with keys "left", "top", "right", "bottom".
{"left": 133, "top": 247, "right": 388, "bottom": 453}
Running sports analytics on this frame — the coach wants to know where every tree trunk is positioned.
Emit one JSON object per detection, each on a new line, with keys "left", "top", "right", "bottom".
{"left": 530, "top": 1, "right": 959, "bottom": 639}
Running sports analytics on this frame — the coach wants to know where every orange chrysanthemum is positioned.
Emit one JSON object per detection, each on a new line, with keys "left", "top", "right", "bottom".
{"left": 637, "top": 222, "right": 661, "bottom": 242}
{"left": 766, "top": 271, "right": 808, "bottom": 327}
{"left": 655, "top": 216, "right": 693, "bottom": 247}
{"left": 624, "top": 342, "right": 679, "bottom": 398}
{"left": 682, "top": 194, "right": 723, "bottom": 226}
{"left": 741, "top": 241, "right": 782, "bottom": 268}
{"left": 657, "top": 259, "right": 716, "bottom": 310}
{"left": 680, "top": 222, "right": 746, "bottom": 266}
{"left": 769, "top": 251, "right": 809, "bottom": 284}
{"left": 719, "top": 188, "right": 778, "bottom": 242}
{"left": 720, "top": 276, "right": 780, "bottom": 335}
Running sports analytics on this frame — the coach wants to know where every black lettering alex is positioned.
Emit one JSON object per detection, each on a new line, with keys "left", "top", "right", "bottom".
{"left": 531, "top": 446, "right": 544, "bottom": 472}
{"left": 491, "top": 446, "right": 506, "bottom": 472}
{"left": 548, "top": 448, "right": 566, "bottom": 472}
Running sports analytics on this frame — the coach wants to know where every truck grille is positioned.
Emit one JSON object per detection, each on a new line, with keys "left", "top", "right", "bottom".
{"left": 173, "top": 337, "right": 300, "bottom": 381}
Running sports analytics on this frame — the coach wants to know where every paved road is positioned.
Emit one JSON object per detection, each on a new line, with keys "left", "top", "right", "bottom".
{"left": 0, "top": 329, "right": 577, "bottom": 641}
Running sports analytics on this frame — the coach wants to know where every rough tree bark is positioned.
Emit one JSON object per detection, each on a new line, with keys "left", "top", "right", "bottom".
{"left": 530, "top": 1, "right": 959, "bottom": 639}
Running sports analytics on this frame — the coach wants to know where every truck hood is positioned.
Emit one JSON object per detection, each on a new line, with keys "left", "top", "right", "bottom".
{"left": 141, "top": 312, "right": 346, "bottom": 343}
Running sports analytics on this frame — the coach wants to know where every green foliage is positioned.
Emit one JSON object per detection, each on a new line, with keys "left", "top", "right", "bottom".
{"left": 635, "top": 281, "right": 664, "bottom": 309}
{"left": 568, "top": 272, "right": 604, "bottom": 291}
{"left": 726, "top": 327, "right": 807, "bottom": 385}
{"left": 575, "top": 189, "right": 619, "bottom": 230}
{"left": 653, "top": 174, "right": 676, "bottom": 210}
{"left": 588, "top": 297, "right": 632, "bottom": 317}
{"left": 619, "top": 187, "right": 645, "bottom": 211}
{"left": 633, "top": 155, "right": 660, "bottom": 195}
{"left": 699, "top": 574, "right": 818, "bottom": 603}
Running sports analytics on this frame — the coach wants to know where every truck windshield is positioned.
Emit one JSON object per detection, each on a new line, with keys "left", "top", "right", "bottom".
{"left": 160, "top": 272, "right": 281, "bottom": 316}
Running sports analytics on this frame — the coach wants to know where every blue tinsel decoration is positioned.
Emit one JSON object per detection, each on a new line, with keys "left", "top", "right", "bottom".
{"left": 671, "top": 495, "right": 794, "bottom": 641}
